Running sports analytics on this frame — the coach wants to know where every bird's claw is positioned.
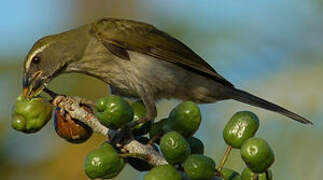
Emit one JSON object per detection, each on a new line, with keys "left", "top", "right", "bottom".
{"left": 128, "top": 116, "right": 151, "bottom": 129}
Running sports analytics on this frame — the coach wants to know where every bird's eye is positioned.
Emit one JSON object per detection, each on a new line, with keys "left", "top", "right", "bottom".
{"left": 32, "top": 56, "right": 41, "bottom": 64}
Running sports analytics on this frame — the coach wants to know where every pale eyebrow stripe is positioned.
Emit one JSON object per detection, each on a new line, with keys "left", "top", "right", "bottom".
{"left": 25, "top": 43, "right": 51, "bottom": 71}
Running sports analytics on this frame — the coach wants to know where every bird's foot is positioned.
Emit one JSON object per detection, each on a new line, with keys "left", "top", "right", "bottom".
{"left": 128, "top": 116, "right": 152, "bottom": 129}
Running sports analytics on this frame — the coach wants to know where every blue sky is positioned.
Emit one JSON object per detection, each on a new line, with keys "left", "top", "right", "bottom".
{"left": 0, "top": 0, "right": 76, "bottom": 59}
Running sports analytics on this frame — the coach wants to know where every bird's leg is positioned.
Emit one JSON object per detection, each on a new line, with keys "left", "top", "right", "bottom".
{"left": 129, "top": 91, "right": 157, "bottom": 128}
{"left": 112, "top": 90, "right": 157, "bottom": 145}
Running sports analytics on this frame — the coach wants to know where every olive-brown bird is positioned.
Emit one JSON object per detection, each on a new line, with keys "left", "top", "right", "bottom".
{"left": 22, "top": 18, "right": 312, "bottom": 125}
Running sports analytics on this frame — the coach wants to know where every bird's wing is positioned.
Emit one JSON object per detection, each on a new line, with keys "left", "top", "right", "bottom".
{"left": 91, "top": 18, "right": 233, "bottom": 87}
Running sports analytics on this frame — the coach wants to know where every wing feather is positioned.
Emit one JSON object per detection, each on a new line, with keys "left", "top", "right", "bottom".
{"left": 90, "top": 18, "right": 233, "bottom": 87}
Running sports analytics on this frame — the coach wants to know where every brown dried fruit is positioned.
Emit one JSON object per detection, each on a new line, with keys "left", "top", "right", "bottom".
{"left": 54, "top": 106, "right": 93, "bottom": 143}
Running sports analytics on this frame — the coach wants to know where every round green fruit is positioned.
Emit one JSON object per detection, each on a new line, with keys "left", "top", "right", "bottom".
{"left": 130, "top": 101, "right": 152, "bottom": 136}
{"left": 12, "top": 95, "right": 52, "bottom": 133}
{"left": 84, "top": 143, "right": 121, "bottom": 179}
{"left": 95, "top": 95, "right": 133, "bottom": 129}
{"left": 101, "top": 158, "right": 126, "bottom": 179}
{"left": 240, "top": 138, "right": 274, "bottom": 173}
{"left": 167, "top": 101, "right": 201, "bottom": 137}
{"left": 160, "top": 131, "right": 191, "bottom": 164}
{"left": 241, "top": 168, "right": 272, "bottom": 180}
{"left": 187, "top": 136, "right": 204, "bottom": 154}
{"left": 144, "top": 165, "right": 182, "bottom": 180}
{"left": 183, "top": 154, "right": 216, "bottom": 180}
{"left": 222, "top": 168, "right": 241, "bottom": 180}
{"left": 223, "top": 111, "right": 259, "bottom": 148}
{"left": 11, "top": 114, "right": 26, "bottom": 132}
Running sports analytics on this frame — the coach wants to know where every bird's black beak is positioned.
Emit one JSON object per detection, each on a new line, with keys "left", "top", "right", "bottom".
{"left": 23, "top": 70, "right": 45, "bottom": 99}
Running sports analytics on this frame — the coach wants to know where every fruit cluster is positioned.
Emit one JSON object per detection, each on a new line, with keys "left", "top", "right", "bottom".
{"left": 11, "top": 94, "right": 275, "bottom": 180}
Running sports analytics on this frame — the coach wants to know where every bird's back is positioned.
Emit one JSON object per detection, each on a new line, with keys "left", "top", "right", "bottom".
{"left": 90, "top": 18, "right": 233, "bottom": 87}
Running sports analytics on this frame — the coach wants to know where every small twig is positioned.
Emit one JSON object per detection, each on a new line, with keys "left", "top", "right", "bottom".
{"left": 123, "top": 140, "right": 167, "bottom": 165}
{"left": 119, "top": 153, "right": 149, "bottom": 159}
{"left": 75, "top": 96, "right": 96, "bottom": 108}
{"left": 217, "top": 145, "right": 232, "bottom": 172}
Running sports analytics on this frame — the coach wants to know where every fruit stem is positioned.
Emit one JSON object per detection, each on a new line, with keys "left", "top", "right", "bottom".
{"left": 217, "top": 145, "right": 232, "bottom": 172}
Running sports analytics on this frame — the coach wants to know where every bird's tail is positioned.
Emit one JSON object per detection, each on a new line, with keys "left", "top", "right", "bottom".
{"left": 225, "top": 88, "right": 312, "bottom": 124}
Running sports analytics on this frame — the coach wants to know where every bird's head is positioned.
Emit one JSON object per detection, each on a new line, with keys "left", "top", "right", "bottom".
{"left": 23, "top": 35, "right": 69, "bottom": 99}
{"left": 22, "top": 25, "right": 93, "bottom": 99}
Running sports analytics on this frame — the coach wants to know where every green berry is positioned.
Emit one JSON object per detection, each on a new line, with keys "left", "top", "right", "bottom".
{"left": 99, "top": 141, "right": 114, "bottom": 149}
{"left": 101, "top": 158, "right": 126, "bottom": 179}
{"left": 223, "top": 111, "right": 259, "bottom": 148}
{"left": 144, "top": 165, "right": 182, "bottom": 180}
{"left": 241, "top": 168, "right": 272, "bottom": 180}
{"left": 11, "top": 114, "right": 26, "bottom": 132}
{"left": 96, "top": 97, "right": 109, "bottom": 112}
{"left": 183, "top": 154, "right": 216, "bottom": 180}
{"left": 95, "top": 95, "right": 133, "bottom": 129}
{"left": 187, "top": 136, "right": 204, "bottom": 154}
{"left": 222, "top": 168, "right": 241, "bottom": 180}
{"left": 240, "top": 138, "right": 274, "bottom": 173}
{"left": 160, "top": 131, "right": 191, "bottom": 164}
{"left": 167, "top": 101, "right": 201, "bottom": 137}
{"left": 84, "top": 143, "right": 121, "bottom": 179}
{"left": 12, "top": 94, "right": 53, "bottom": 133}
{"left": 131, "top": 101, "right": 152, "bottom": 136}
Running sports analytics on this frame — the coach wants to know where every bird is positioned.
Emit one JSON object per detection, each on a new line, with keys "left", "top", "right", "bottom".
{"left": 22, "top": 18, "right": 312, "bottom": 125}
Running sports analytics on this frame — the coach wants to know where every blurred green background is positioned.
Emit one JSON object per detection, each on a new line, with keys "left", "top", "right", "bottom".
{"left": 1, "top": 0, "right": 322, "bottom": 179}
